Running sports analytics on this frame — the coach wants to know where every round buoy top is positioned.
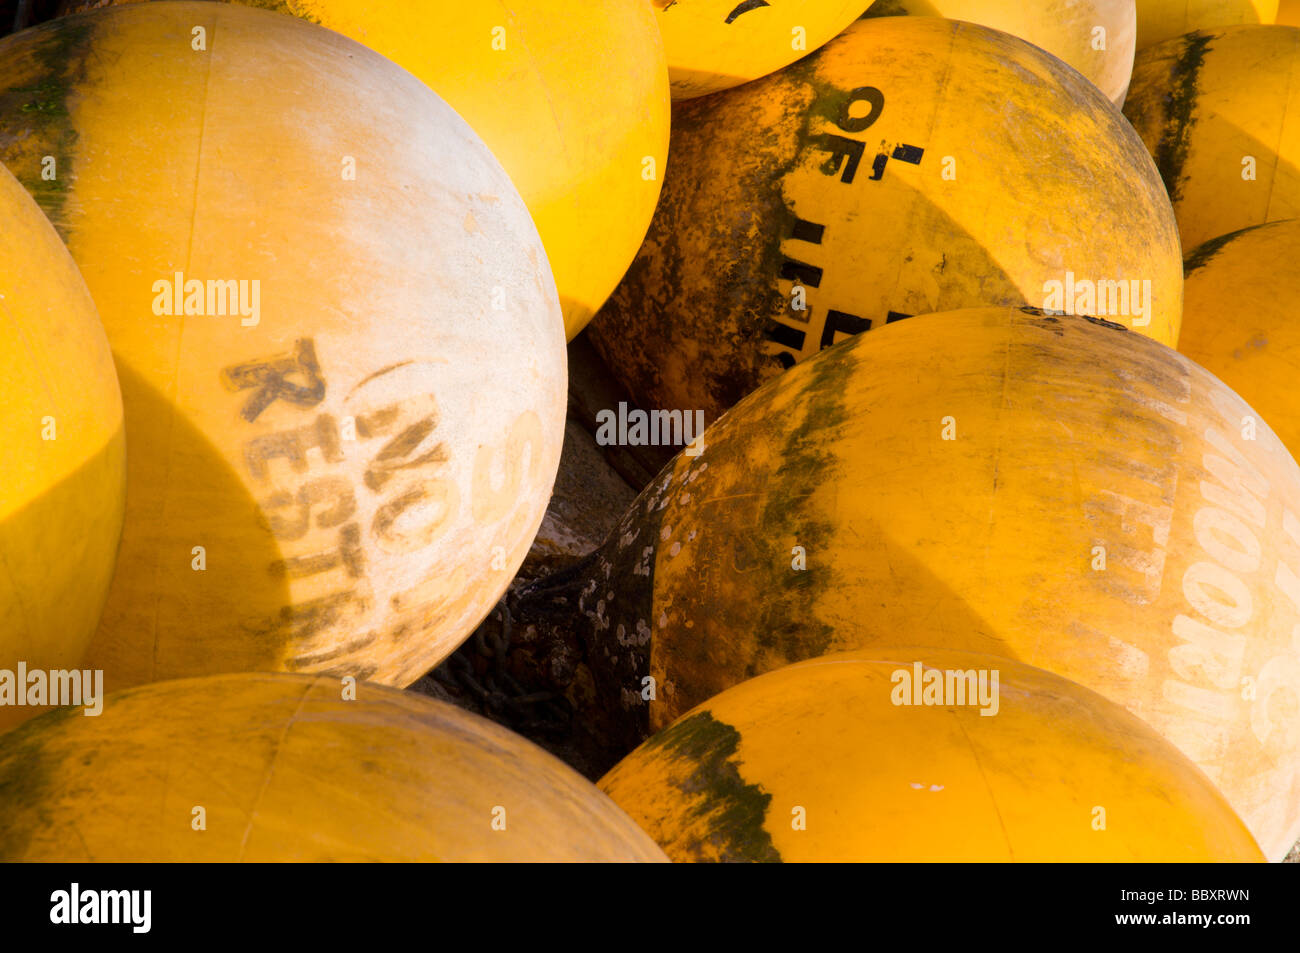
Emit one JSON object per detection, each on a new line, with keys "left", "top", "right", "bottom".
{"left": 1124, "top": 24, "right": 1300, "bottom": 251}
{"left": 864, "top": 0, "right": 1138, "bottom": 105}
{"left": 1135, "top": 0, "right": 1278, "bottom": 49}
{"left": 654, "top": 0, "right": 866, "bottom": 99}
{"left": 591, "top": 15, "right": 1181, "bottom": 422}
{"left": 600, "top": 648, "right": 1267, "bottom": 862}
{"left": 50, "top": 0, "right": 672, "bottom": 341}
{"left": 0, "top": 2, "right": 569, "bottom": 691}
{"left": 0, "top": 161, "right": 125, "bottom": 720}
{"left": 0, "top": 672, "right": 667, "bottom": 862}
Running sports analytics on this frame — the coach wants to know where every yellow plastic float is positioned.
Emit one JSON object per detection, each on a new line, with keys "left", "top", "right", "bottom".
{"left": 652, "top": 0, "right": 866, "bottom": 100}
{"left": 0, "top": 164, "right": 125, "bottom": 734}
{"left": 601, "top": 650, "right": 1266, "bottom": 862}
{"left": 0, "top": 673, "right": 667, "bottom": 861}
{"left": 54, "top": 0, "right": 672, "bottom": 341}
{"left": 590, "top": 16, "right": 1183, "bottom": 421}
{"left": 865, "top": 0, "right": 1137, "bottom": 105}
{"left": 0, "top": 4, "right": 568, "bottom": 693}
{"left": 1135, "top": 0, "right": 1277, "bottom": 48}
{"left": 1124, "top": 25, "right": 1300, "bottom": 252}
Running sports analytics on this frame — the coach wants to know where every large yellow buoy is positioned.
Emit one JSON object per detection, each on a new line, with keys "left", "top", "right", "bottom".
{"left": 0, "top": 5, "right": 567, "bottom": 693}
{"left": 1124, "top": 25, "right": 1300, "bottom": 253}
{"left": 0, "top": 165, "right": 125, "bottom": 734}
{"left": 527, "top": 308, "right": 1300, "bottom": 858}
{"left": 864, "top": 0, "right": 1137, "bottom": 106}
{"left": 600, "top": 650, "right": 1266, "bottom": 862}
{"left": 1178, "top": 220, "right": 1300, "bottom": 459}
{"left": 589, "top": 16, "right": 1182, "bottom": 422}
{"left": 56, "top": 0, "right": 671, "bottom": 342}
{"left": 651, "top": 0, "right": 866, "bottom": 100}
{"left": 1135, "top": 0, "right": 1278, "bottom": 49}
{"left": 0, "top": 673, "right": 667, "bottom": 861}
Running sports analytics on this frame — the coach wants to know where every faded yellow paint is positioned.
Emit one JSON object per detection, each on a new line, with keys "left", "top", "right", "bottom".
{"left": 0, "top": 165, "right": 125, "bottom": 733}
{"left": 1125, "top": 25, "right": 1300, "bottom": 252}
{"left": 1135, "top": 0, "right": 1278, "bottom": 48}
{"left": 56, "top": 0, "right": 671, "bottom": 340}
{"left": 869, "top": 0, "right": 1137, "bottom": 106}
{"left": 0, "top": 5, "right": 567, "bottom": 693}
{"left": 591, "top": 17, "right": 1182, "bottom": 422}
{"left": 598, "top": 308, "right": 1300, "bottom": 858}
{"left": 653, "top": 0, "right": 864, "bottom": 100}
{"left": 0, "top": 673, "right": 667, "bottom": 861}
{"left": 602, "top": 650, "right": 1266, "bottom": 862}
{"left": 1179, "top": 220, "right": 1300, "bottom": 459}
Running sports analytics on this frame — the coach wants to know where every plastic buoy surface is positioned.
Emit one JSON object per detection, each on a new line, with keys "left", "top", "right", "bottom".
{"left": 0, "top": 164, "right": 125, "bottom": 733}
{"left": 1178, "top": 220, "right": 1300, "bottom": 460}
{"left": 865, "top": 0, "right": 1137, "bottom": 106}
{"left": 653, "top": 0, "right": 865, "bottom": 100}
{"left": 0, "top": 4, "right": 568, "bottom": 692}
{"left": 55, "top": 0, "right": 672, "bottom": 342}
{"left": 590, "top": 17, "right": 1182, "bottom": 422}
{"left": 1124, "top": 25, "right": 1300, "bottom": 252}
{"left": 0, "top": 673, "right": 667, "bottom": 861}
{"left": 600, "top": 650, "right": 1266, "bottom": 862}
{"left": 555, "top": 308, "right": 1300, "bottom": 858}
{"left": 1135, "top": 0, "right": 1278, "bottom": 49}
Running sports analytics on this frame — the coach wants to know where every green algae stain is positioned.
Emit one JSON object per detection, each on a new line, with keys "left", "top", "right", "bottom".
{"left": 1183, "top": 223, "right": 1260, "bottom": 276}
{"left": 1152, "top": 31, "right": 1214, "bottom": 205}
{"left": 749, "top": 338, "right": 854, "bottom": 668}
{"left": 0, "top": 18, "right": 97, "bottom": 233}
{"left": 641, "top": 709, "right": 780, "bottom": 863}
{"left": 0, "top": 704, "right": 84, "bottom": 860}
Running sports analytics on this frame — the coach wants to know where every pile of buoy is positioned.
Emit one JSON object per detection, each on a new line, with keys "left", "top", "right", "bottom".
{"left": 0, "top": 0, "right": 1296, "bottom": 863}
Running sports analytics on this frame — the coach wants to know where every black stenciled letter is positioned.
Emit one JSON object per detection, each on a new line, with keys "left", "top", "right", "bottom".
{"left": 222, "top": 338, "right": 326, "bottom": 422}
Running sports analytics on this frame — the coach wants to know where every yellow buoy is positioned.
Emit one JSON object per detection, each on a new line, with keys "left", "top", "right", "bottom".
{"left": 590, "top": 16, "right": 1182, "bottom": 422}
{"left": 1135, "top": 0, "right": 1278, "bottom": 49}
{"left": 1178, "top": 220, "right": 1300, "bottom": 460}
{"left": 0, "top": 673, "right": 667, "bottom": 861}
{"left": 652, "top": 0, "right": 866, "bottom": 100}
{"left": 864, "top": 0, "right": 1137, "bottom": 106}
{"left": 0, "top": 5, "right": 567, "bottom": 693}
{"left": 528, "top": 308, "right": 1300, "bottom": 859}
{"left": 0, "top": 164, "right": 125, "bottom": 734}
{"left": 600, "top": 650, "right": 1266, "bottom": 862}
{"left": 54, "top": 0, "right": 671, "bottom": 342}
{"left": 1124, "top": 25, "right": 1300, "bottom": 253}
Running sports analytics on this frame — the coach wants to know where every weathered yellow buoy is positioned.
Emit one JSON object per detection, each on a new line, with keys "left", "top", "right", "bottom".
{"left": 0, "top": 5, "right": 567, "bottom": 693}
{"left": 0, "top": 673, "right": 667, "bottom": 861}
{"left": 1178, "top": 220, "right": 1300, "bottom": 460}
{"left": 1124, "top": 25, "right": 1300, "bottom": 253}
{"left": 54, "top": 0, "right": 671, "bottom": 342}
{"left": 590, "top": 16, "right": 1182, "bottom": 422}
{"left": 864, "top": 0, "right": 1137, "bottom": 106}
{"left": 529, "top": 308, "right": 1300, "bottom": 859}
{"left": 652, "top": 0, "right": 865, "bottom": 100}
{"left": 0, "top": 164, "right": 125, "bottom": 734}
{"left": 600, "top": 650, "right": 1267, "bottom": 862}
{"left": 1135, "top": 0, "right": 1278, "bottom": 49}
